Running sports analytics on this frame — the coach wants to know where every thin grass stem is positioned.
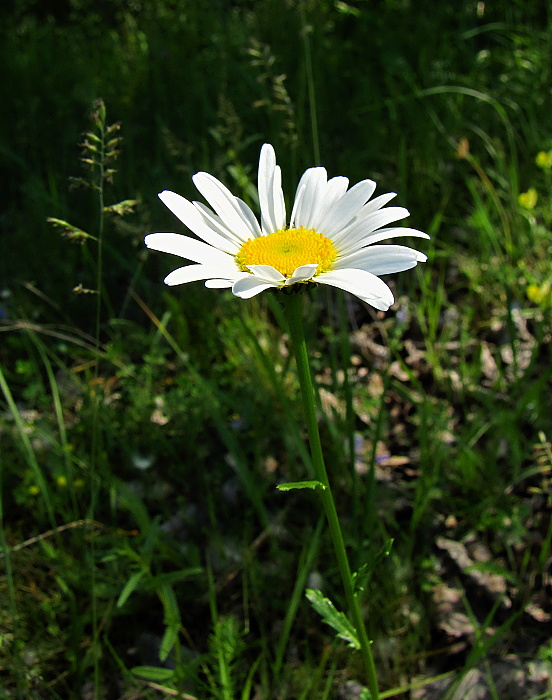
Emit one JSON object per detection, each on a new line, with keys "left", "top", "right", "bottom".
{"left": 299, "top": 3, "right": 320, "bottom": 166}
{"left": 0, "top": 448, "right": 25, "bottom": 694}
{"left": 0, "top": 365, "right": 57, "bottom": 529}
{"left": 273, "top": 515, "right": 324, "bottom": 680}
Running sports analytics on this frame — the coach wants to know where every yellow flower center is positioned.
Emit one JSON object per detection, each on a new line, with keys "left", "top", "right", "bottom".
{"left": 236, "top": 227, "right": 337, "bottom": 278}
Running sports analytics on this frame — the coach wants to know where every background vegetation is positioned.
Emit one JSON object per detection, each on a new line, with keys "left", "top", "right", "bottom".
{"left": 1, "top": 0, "right": 551, "bottom": 698}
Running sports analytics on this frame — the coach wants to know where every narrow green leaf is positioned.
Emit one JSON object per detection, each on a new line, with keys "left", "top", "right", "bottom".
{"left": 144, "top": 567, "right": 203, "bottom": 591}
{"left": 305, "top": 589, "right": 360, "bottom": 649}
{"left": 117, "top": 570, "right": 146, "bottom": 608}
{"left": 159, "top": 584, "right": 181, "bottom": 628}
{"left": 159, "top": 624, "right": 179, "bottom": 662}
{"left": 131, "top": 665, "right": 174, "bottom": 682}
{"left": 115, "top": 479, "right": 151, "bottom": 532}
{"left": 241, "top": 654, "right": 262, "bottom": 700}
{"left": 158, "top": 584, "right": 182, "bottom": 662}
{"left": 466, "top": 560, "right": 518, "bottom": 583}
{"left": 276, "top": 480, "right": 326, "bottom": 492}
{"left": 353, "top": 538, "right": 394, "bottom": 593}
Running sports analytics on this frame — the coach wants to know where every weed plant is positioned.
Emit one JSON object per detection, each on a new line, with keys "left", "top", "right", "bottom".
{"left": 1, "top": 1, "right": 552, "bottom": 698}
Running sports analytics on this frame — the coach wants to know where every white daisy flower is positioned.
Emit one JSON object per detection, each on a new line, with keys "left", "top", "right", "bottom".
{"left": 145, "top": 144, "right": 428, "bottom": 310}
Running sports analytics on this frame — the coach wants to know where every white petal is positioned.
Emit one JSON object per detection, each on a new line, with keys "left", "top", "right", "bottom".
{"left": 307, "top": 176, "right": 350, "bottom": 230}
{"left": 358, "top": 227, "right": 430, "bottom": 248}
{"left": 232, "top": 276, "right": 278, "bottom": 299}
{"left": 334, "top": 206, "right": 410, "bottom": 250}
{"left": 259, "top": 144, "right": 286, "bottom": 233}
{"left": 330, "top": 195, "right": 399, "bottom": 248}
{"left": 358, "top": 192, "right": 397, "bottom": 216}
{"left": 205, "top": 279, "right": 234, "bottom": 288}
{"left": 192, "top": 201, "right": 247, "bottom": 246}
{"left": 315, "top": 268, "right": 395, "bottom": 309}
{"left": 350, "top": 205, "right": 410, "bottom": 235}
{"left": 164, "top": 264, "right": 235, "bottom": 286}
{"left": 246, "top": 265, "right": 285, "bottom": 282}
{"left": 144, "top": 232, "right": 235, "bottom": 268}
{"left": 285, "top": 264, "right": 319, "bottom": 284}
{"left": 334, "top": 245, "right": 427, "bottom": 275}
{"left": 318, "top": 179, "right": 377, "bottom": 236}
{"left": 339, "top": 226, "right": 430, "bottom": 255}
{"left": 235, "top": 198, "right": 264, "bottom": 236}
{"left": 192, "top": 172, "right": 261, "bottom": 238}
{"left": 290, "top": 167, "right": 327, "bottom": 229}
{"left": 289, "top": 183, "right": 306, "bottom": 228}
{"left": 158, "top": 191, "right": 240, "bottom": 254}
{"left": 361, "top": 295, "right": 394, "bottom": 312}
{"left": 325, "top": 176, "right": 350, "bottom": 200}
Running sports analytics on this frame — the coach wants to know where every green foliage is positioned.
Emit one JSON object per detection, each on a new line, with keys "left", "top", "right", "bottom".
{"left": 277, "top": 480, "right": 327, "bottom": 491}
{"left": 306, "top": 589, "right": 360, "bottom": 650}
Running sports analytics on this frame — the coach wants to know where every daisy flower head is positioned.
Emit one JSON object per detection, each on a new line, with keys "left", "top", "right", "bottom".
{"left": 145, "top": 144, "right": 429, "bottom": 310}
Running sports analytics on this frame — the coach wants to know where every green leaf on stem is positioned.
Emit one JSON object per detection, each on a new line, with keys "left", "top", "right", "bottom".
{"left": 305, "top": 588, "right": 360, "bottom": 649}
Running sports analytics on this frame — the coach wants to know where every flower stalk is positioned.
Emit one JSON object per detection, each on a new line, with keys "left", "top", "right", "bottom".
{"left": 282, "top": 290, "right": 379, "bottom": 699}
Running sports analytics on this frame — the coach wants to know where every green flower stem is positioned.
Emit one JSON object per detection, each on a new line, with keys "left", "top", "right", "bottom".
{"left": 282, "top": 291, "right": 379, "bottom": 700}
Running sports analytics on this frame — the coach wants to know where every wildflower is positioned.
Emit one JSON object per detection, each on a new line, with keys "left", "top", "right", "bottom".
{"left": 145, "top": 144, "right": 428, "bottom": 310}
{"left": 527, "top": 280, "right": 550, "bottom": 305}
{"left": 535, "top": 150, "right": 552, "bottom": 170}
{"left": 518, "top": 188, "right": 538, "bottom": 210}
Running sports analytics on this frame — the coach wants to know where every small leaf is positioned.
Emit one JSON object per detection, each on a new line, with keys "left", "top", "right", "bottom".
{"left": 104, "top": 168, "right": 117, "bottom": 182}
{"left": 117, "top": 570, "right": 146, "bottom": 608}
{"left": 144, "top": 567, "right": 203, "bottom": 591}
{"left": 47, "top": 217, "right": 95, "bottom": 243}
{"left": 158, "top": 584, "right": 181, "bottom": 661}
{"left": 159, "top": 624, "right": 179, "bottom": 662}
{"left": 68, "top": 176, "right": 94, "bottom": 191}
{"left": 72, "top": 284, "right": 97, "bottom": 295}
{"left": 305, "top": 589, "right": 360, "bottom": 649}
{"left": 276, "top": 480, "right": 326, "bottom": 492}
{"left": 106, "top": 121, "right": 121, "bottom": 135}
{"left": 131, "top": 665, "right": 174, "bottom": 682}
{"left": 159, "top": 584, "right": 181, "bottom": 628}
{"left": 80, "top": 140, "right": 98, "bottom": 153}
{"left": 103, "top": 199, "right": 138, "bottom": 216}
{"left": 335, "top": 1, "right": 361, "bottom": 16}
